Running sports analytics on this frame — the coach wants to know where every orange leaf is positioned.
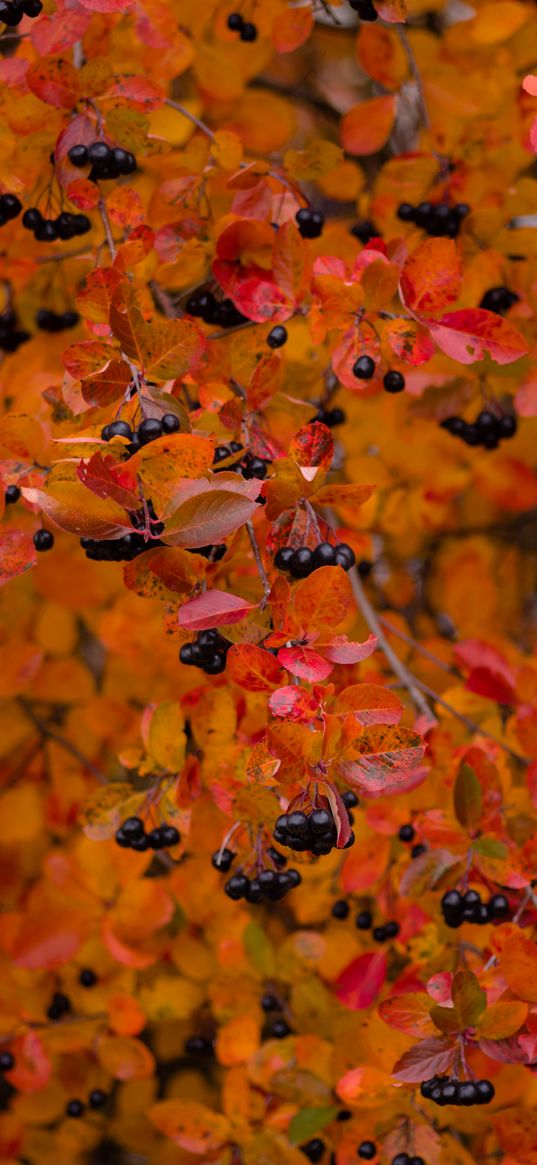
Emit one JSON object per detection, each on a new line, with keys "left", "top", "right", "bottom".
{"left": 499, "top": 932, "right": 537, "bottom": 1002}
{"left": 148, "top": 1098, "right": 231, "bottom": 1153}
{"left": 341, "top": 96, "right": 396, "bottom": 156}
{"left": 477, "top": 1001, "right": 528, "bottom": 1039}
{"left": 379, "top": 992, "right": 437, "bottom": 1037}
{"left": 97, "top": 1036, "right": 156, "bottom": 1080}
{"left": 338, "top": 683, "right": 404, "bottom": 726}
{"left": 227, "top": 644, "right": 287, "bottom": 691}
{"left": 0, "top": 530, "right": 37, "bottom": 588}
{"left": 27, "top": 57, "right": 80, "bottom": 108}
{"left": 400, "top": 239, "right": 462, "bottom": 315}
{"left": 293, "top": 566, "right": 352, "bottom": 631}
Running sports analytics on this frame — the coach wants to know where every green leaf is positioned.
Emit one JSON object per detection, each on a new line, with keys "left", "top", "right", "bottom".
{"left": 454, "top": 763, "right": 482, "bottom": 831}
{"left": 473, "top": 836, "right": 507, "bottom": 860}
{"left": 430, "top": 1004, "right": 463, "bottom": 1035}
{"left": 451, "top": 970, "right": 486, "bottom": 1027}
{"left": 289, "top": 1107, "right": 339, "bottom": 1146}
{"left": 243, "top": 922, "right": 276, "bottom": 978}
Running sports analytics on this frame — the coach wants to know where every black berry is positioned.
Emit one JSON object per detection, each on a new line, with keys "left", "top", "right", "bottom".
{"left": 267, "top": 325, "right": 287, "bottom": 349}
{"left": 353, "top": 355, "right": 375, "bottom": 380}
{"left": 383, "top": 370, "right": 405, "bottom": 393}
{"left": 34, "top": 529, "right": 54, "bottom": 551}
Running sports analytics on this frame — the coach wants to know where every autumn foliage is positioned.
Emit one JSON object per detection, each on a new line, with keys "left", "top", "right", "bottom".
{"left": 2, "top": 0, "right": 537, "bottom": 1163}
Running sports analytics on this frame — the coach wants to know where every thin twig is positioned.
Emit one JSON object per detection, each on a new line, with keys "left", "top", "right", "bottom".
{"left": 98, "top": 199, "right": 116, "bottom": 260}
{"left": 246, "top": 521, "right": 271, "bottom": 601}
{"left": 397, "top": 27, "right": 431, "bottom": 131}
{"left": 165, "top": 98, "right": 215, "bottom": 141}
{"left": 378, "top": 616, "right": 458, "bottom": 675}
{"left": 411, "top": 677, "right": 528, "bottom": 765}
{"left": 149, "top": 280, "right": 177, "bottom": 318}
{"left": 18, "top": 699, "right": 107, "bottom": 784}
{"left": 37, "top": 248, "right": 93, "bottom": 264}
{"left": 482, "top": 885, "right": 535, "bottom": 971}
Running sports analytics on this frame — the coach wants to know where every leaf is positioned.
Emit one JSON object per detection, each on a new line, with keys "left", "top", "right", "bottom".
{"left": 470, "top": 1, "right": 528, "bottom": 44}
{"left": 164, "top": 486, "right": 259, "bottom": 547}
{"left": 227, "top": 644, "right": 287, "bottom": 691}
{"left": 323, "top": 782, "right": 352, "bottom": 847}
{"left": 63, "top": 340, "right": 119, "bottom": 380}
{"left": 97, "top": 1036, "right": 155, "bottom": 1081}
{"left": 337, "top": 726, "right": 425, "bottom": 793}
{"left": 0, "top": 530, "right": 37, "bottom": 587}
{"left": 289, "top": 422, "right": 334, "bottom": 470}
{"left": 77, "top": 453, "right": 140, "bottom": 510}
{"left": 268, "top": 685, "right": 319, "bottom": 721}
{"left": 375, "top": 0, "right": 407, "bottom": 19}
{"left": 341, "top": 95, "right": 396, "bottom": 156}
{"left": 426, "top": 309, "right": 529, "bottom": 366}
{"left": 337, "top": 684, "right": 404, "bottom": 726}
{"left": 293, "top": 566, "right": 352, "bottom": 631}
{"left": 267, "top": 721, "right": 322, "bottom": 776}
{"left": 7, "top": 1031, "right": 51, "bottom": 1094}
{"left": 451, "top": 970, "right": 487, "bottom": 1027}
{"left": 82, "top": 360, "right": 133, "bottom": 407}
{"left": 477, "top": 1001, "right": 528, "bottom": 1040}
{"left": 400, "top": 239, "right": 462, "bottom": 315}
{"left": 314, "top": 482, "right": 375, "bottom": 507}
{"left": 78, "top": 0, "right": 134, "bottom": 10}
{"left": 334, "top": 952, "right": 387, "bottom": 1010}
{"left": 383, "top": 317, "right": 436, "bottom": 366}
{"left": 27, "top": 56, "right": 80, "bottom": 108}
{"left": 321, "top": 633, "right": 378, "bottom": 665}
{"left": 178, "top": 589, "right": 258, "bottom": 631}
{"left": 109, "top": 285, "right": 205, "bottom": 379}
{"left": 146, "top": 701, "right": 185, "bottom": 771}
{"left": 243, "top": 922, "right": 276, "bottom": 977}
{"left": 499, "top": 931, "right": 537, "bottom": 1002}
{"left": 23, "top": 465, "right": 132, "bottom": 538}
{"left": 453, "top": 763, "right": 483, "bottom": 831}
{"left": 12, "top": 909, "right": 84, "bottom": 969}
{"left": 392, "top": 1036, "right": 457, "bottom": 1082}
{"left": 277, "top": 645, "right": 333, "bottom": 682}
{"left": 379, "top": 993, "right": 437, "bottom": 1037}
{"left": 272, "top": 219, "right": 308, "bottom": 304}
{"left": 148, "top": 1099, "right": 231, "bottom": 1153}
{"left": 289, "top": 1107, "right": 340, "bottom": 1147}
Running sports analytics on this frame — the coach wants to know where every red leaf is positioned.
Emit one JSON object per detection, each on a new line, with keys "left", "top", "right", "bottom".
{"left": 77, "top": 453, "right": 140, "bottom": 510}
{"left": 323, "top": 782, "right": 352, "bottom": 846}
{"left": 384, "top": 317, "right": 436, "bottom": 366}
{"left": 268, "top": 685, "right": 319, "bottom": 721}
{"left": 27, "top": 56, "right": 80, "bottom": 108}
{"left": 178, "top": 589, "right": 257, "bottom": 632}
{"left": 0, "top": 530, "right": 37, "bottom": 587}
{"left": 392, "top": 1036, "right": 457, "bottom": 1082}
{"left": 78, "top": 0, "right": 134, "bottom": 10}
{"left": 321, "top": 633, "right": 378, "bottom": 664}
{"left": 278, "top": 645, "right": 333, "bottom": 682}
{"left": 7, "top": 1031, "right": 51, "bottom": 1094}
{"left": 335, "top": 951, "right": 387, "bottom": 1010}
{"left": 400, "top": 239, "right": 462, "bottom": 315}
{"left": 338, "top": 683, "right": 404, "bottom": 726}
{"left": 289, "top": 421, "right": 334, "bottom": 469}
{"left": 227, "top": 644, "right": 287, "bottom": 691}
{"left": 425, "top": 309, "right": 529, "bottom": 365}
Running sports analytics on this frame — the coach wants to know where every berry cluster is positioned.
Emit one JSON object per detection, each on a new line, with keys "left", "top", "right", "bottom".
{"left": 0, "top": 309, "right": 29, "bottom": 353}
{"left": 352, "top": 356, "right": 406, "bottom": 393}
{"left": 441, "top": 410, "right": 517, "bottom": 450}
{"left": 296, "top": 207, "right": 324, "bottom": 239}
{"left": 348, "top": 0, "right": 378, "bottom": 19}
{"left": 0, "top": 193, "right": 21, "bottom": 226}
{"left": 36, "top": 308, "right": 78, "bottom": 332}
{"left": 0, "top": 0, "right": 42, "bottom": 24}
{"left": 186, "top": 288, "right": 249, "bottom": 328}
{"left": 115, "top": 815, "right": 180, "bottom": 851}
{"left": 479, "top": 286, "right": 519, "bottom": 314}
{"left": 420, "top": 1076, "right": 494, "bottom": 1106}
{"left": 66, "top": 1090, "right": 108, "bottom": 1118}
{"left": 441, "top": 888, "right": 509, "bottom": 928}
{"left": 68, "top": 142, "right": 136, "bottom": 180}
{"left": 227, "top": 11, "right": 257, "bottom": 40}
{"left": 34, "top": 529, "right": 54, "bottom": 551}
{"left": 101, "top": 413, "right": 181, "bottom": 452}
{"left": 352, "top": 906, "right": 399, "bottom": 941}
{"left": 180, "top": 629, "right": 231, "bottom": 675}
{"left": 47, "top": 991, "right": 71, "bottom": 1021}
{"left": 213, "top": 441, "right": 269, "bottom": 480}
{"left": 22, "top": 208, "right": 91, "bottom": 242}
{"left": 224, "top": 866, "right": 301, "bottom": 903}
{"left": 311, "top": 406, "right": 346, "bottom": 428}
{"left": 80, "top": 531, "right": 161, "bottom": 563}
{"left": 397, "top": 200, "right": 469, "bottom": 238}
{"left": 274, "top": 542, "right": 356, "bottom": 578}
{"left": 273, "top": 807, "right": 355, "bottom": 856}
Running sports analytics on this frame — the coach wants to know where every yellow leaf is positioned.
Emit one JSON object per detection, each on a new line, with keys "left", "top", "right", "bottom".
{"left": 470, "top": 1, "right": 528, "bottom": 44}
{"left": 145, "top": 701, "right": 186, "bottom": 771}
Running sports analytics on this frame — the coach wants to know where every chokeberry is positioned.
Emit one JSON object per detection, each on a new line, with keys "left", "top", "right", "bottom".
{"left": 334, "top": 543, "right": 356, "bottom": 569}
{"left": 261, "top": 993, "right": 278, "bottom": 1011}
{"left": 290, "top": 546, "right": 314, "bottom": 578}
{"left": 356, "top": 910, "right": 372, "bottom": 929}
{"left": 269, "top": 1018, "right": 290, "bottom": 1038}
{"left": 89, "top": 1089, "right": 108, "bottom": 1109}
{"left": 240, "top": 20, "right": 257, "bottom": 40}
{"left": 66, "top": 1099, "right": 85, "bottom": 1118}
{"left": 274, "top": 546, "right": 295, "bottom": 571}
{"left": 488, "top": 893, "right": 509, "bottom": 918}
{"left": 332, "top": 899, "right": 349, "bottom": 920}
{"left": 103, "top": 420, "right": 132, "bottom": 440}
{"left": 138, "top": 417, "right": 163, "bottom": 444}
{"left": 79, "top": 968, "right": 97, "bottom": 987}
{"left": 383, "top": 370, "right": 405, "bottom": 393}
{"left": 5, "top": 484, "right": 20, "bottom": 504}
{"left": 353, "top": 355, "right": 375, "bottom": 380}
{"left": 212, "top": 847, "right": 235, "bottom": 872}
{"left": 68, "top": 145, "right": 88, "bottom": 167}
{"left": 267, "top": 325, "right": 287, "bottom": 348}
{"left": 0, "top": 1051, "right": 14, "bottom": 1071}
{"left": 161, "top": 413, "right": 181, "bottom": 433}
{"left": 398, "top": 823, "right": 415, "bottom": 842}
{"left": 342, "top": 790, "right": 358, "bottom": 808}
{"left": 34, "top": 529, "right": 54, "bottom": 551}
{"left": 411, "top": 843, "right": 426, "bottom": 858}
{"left": 227, "top": 11, "right": 243, "bottom": 29}
{"left": 358, "top": 1144, "right": 377, "bottom": 1161}
{"left": 300, "top": 1140, "right": 325, "bottom": 1163}
{"left": 397, "top": 203, "right": 415, "bottom": 222}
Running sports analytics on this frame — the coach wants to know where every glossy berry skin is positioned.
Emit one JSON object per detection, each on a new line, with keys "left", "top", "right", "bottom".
{"left": 332, "top": 899, "right": 349, "bottom": 920}
{"left": 358, "top": 1143, "right": 377, "bottom": 1160}
{"left": 397, "top": 202, "right": 415, "bottom": 222}
{"left": 158, "top": 824, "right": 180, "bottom": 847}
{"left": 398, "top": 823, "right": 415, "bottom": 842}
{"left": 351, "top": 219, "right": 378, "bottom": 244}
{"left": 334, "top": 543, "right": 356, "bottom": 570}
{"left": 5, "top": 484, "right": 20, "bottom": 504}
{"left": 240, "top": 20, "right": 257, "bottom": 40}
{"left": 0, "top": 193, "right": 22, "bottom": 220}
{"left": 212, "top": 847, "right": 235, "bottom": 872}
{"left": 475, "top": 1079, "right": 495, "bottom": 1103}
{"left": 138, "top": 417, "right": 163, "bottom": 444}
{"left": 353, "top": 354, "right": 375, "bottom": 379}
{"left": 287, "top": 810, "right": 310, "bottom": 837}
{"left": 488, "top": 893, "right": 509, "bottom": 918}
{"left": 89, "top": 1089, "right": 108, "bottom": 1109}
{"left": 79, "top": 968, "right": 97, "bottom": 987}
{"left": 0, "top": 1051, "right": 14, "bottom": 1071}
{"left": 225, "top": 874, "right": 250, "bottom": 900}
{"left": 87, "top": 141, "right": 112, "bottom": 166}
{"left": 383, "top": 370, "right": 405, "bottom": 393}
{"left": 342, "top": 791, "right": 358, "bottom": 808}
{"left": 498, "top": 414, "right": 517, "bottom": 438}
{"left": 104, "top": 420, "right": 132, "bottom": 440}
{"left": 267, "top": 325, "right": 287, "bottom": 348}
{"left": 243, "top": 457, "right": 267, "bottom": 480}
{"left": 414, "top": 201, "right": 432, "bottom": 228}
{"left": 411, "top": 843, "right": 427, "bottom": 858}
{"left": 34, "top": 529, "right": 54, "bottom": 551}
{"left": 227, "top": 11, "right": 243, "bottom": 29}
{"left": 441, "top": 415, "right": 466, "bottom": 436}
{"left": 372, "top": 925, "right": 387, "bottom": 942}
{"left": 356, "top": 909, "right": 372, "bottom": 929}
{"left": 161, "top": 412, "right": 181, "bottom": 433}
{"left": 384, "top": 920, "right": 400, "bottom": 938}
{"left": 296, "top": 207, "right": 324, "bottom": 239}
{"left": 121, "top": 816, "right": 144, "bottom": 840}
{"left": 300, "top": 1140, "right": 325, "bottom": 1163}
{"left": 312, "top": 542, "right": 337, "bottom": 568}
{"left": 274, "top": 546, "right": 295, "bottom": 571}
{"left": 457, "top": 1081, "right": 478, "bottom": 1106}
{"left": 0, "top": 0, "right": 23, "bottom": 24}
{"left": 66, "top": 1099, "right": 85, "bottom": 1118}
{"left": 68, "top": 145, "right": 88, "bottom": 167}
{"left": 185, "top": 1035, "right": 213, "bottom": 1054}
{"left": 22, "top": 208, "right": 42, "bottom": 230}
{"left": 290, "top": 546, "right": 314, "bottom": 578}
{"left": 269, "top": 1018, "right": 290, "bottom": 1038}
{"left": 204, "top": 650, "right": 227, "bottom": 675}
{"left": 391, "top": 1156, "right": 410, "bottom": 1165}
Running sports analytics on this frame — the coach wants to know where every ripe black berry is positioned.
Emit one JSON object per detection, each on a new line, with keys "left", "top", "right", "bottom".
{"left": 274, "top": 547, "right": 295, "bottom": 571}
{"left": 290, "top": 547, "right": 314, "bottom": 578}
{"left": 161, "top": 413, "right": 181, "bottom": 433}
{"left": 296, "top": 207, "right": 324, "bottom": 239}
{"left": 5, "top": 484, "right": 20, "bottom": 504}
{"left": 498, "top": 414, "right": 517, "bottom": 438}
{"left": 240, "top": 20, "right": 257, "bottom": 40}
{"left": 342, "top": 790, "right": 358, "bottom": 808}
{"left": 225, "top": 873, "right": 250, "bottom": 900}
{"left": 332, "top": 899, "right": 349, "bottom": 920}
{"left": 411, "top": 843, "right": 426, "bottom": 858}
{"left": 89, "top": 1089, "right": 108, "bottom": 1109}
{"left": 242, "top": 456, "right": 267, "bottom": 480}
{"left": 488, "top": 893, "right": 509, "bottom": 918}
{"left": 392, "top": 1155, "right": 410, "bottom": 1165}
{"left": 353, "top": 355, "right": 375, "bottom": 380}
{"left": 227, "top": 12, "right": 243, "bottom": 29}
{"left": 414, "top": 201, "right": 432, "bottom": 228}
{"left": 383, "top": 370, "right": 405, "bottom": 393}
{"left": 121, "top": 816, "right": 144, "bottom": 840}
{"left": 267, "top": 325, "right": 287, "bottom": 349}
{"left": 0, "top": 1051, "right": 14, "bottom": 1071}
{"left": 103, "top": 420, "right": 132, "bottom": 440}
{"left": 66, "top": 1099, "right": 85, "bottom": 1118}
{"left": 68, "top": 145, "right": 88, "bottom": 167}
{"left": 261, "top": 993, "right": 278, "bottom": 1011}
{"left": 356, "top": 910, "right": 372, "bottom": 929}
{"left": 138, "top": 417, "right": 163, "bottom": 444}
{"left": 212, "top": 847, "right": 235, "bottom": 872}
{"left": 384, "top": 920, "right": 400, "bottom": 938}
{"left": 34, "top": 529, "right": 54, "bottom": 551}
{"left": 457, "top": 1081, "right": 478, "bottom": 1106}
{"left": 269, "top": 1018, "right": 290, "bottom": 1038}
{"left": 398, "top": 823, "right": 415, "bottom": 842}
{"left": 312, "top": 542, "right": 337, "bottom": 568}
{"left": 372, "top": 925, "right": 387, "bottom": 942}
{"left": 88, "top": 141, "right": 112, "bottom": 167}
{"left": 300, "top": 1140, "right": 325, "bottom": 1163}
{"left": 397, "top": 203, "right": 415, "bottom": 222}
{"left": 334, "top": 543, "right": 356, "bottom": 570}
{"left": 351, "top": 220, "right": 378, "bottom": 244}
{"left": 358, "top": 1143, "right": 377, "bottom": 1160}
{"left": 79, "top": 968, "right": 97, "bottom": 987}
{"left": 475, "top": 1079, "right": 495, "bottom": 1104}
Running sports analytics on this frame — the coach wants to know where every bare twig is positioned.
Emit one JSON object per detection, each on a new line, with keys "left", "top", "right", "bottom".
{"left": 411, "top": 677, "right": 527, "bottom": 765}
{"left": 18, "top": 699, "right": 107, "bottom": 784}
{"left": 246, "top": 521, "right": 271, "bottom": 601}
{"left": 397, "top": 27, "right": 431, "bottom": 131}
{"left": 378, "top": 616, "right": 458, "bottom": 675}
{"left": 98, "top": 199, "right": 116, "bottom": 261}
{"left": 165, "top": 98, "right": 215, "bottom": 141}
{"left": 149, "top": 280, "right": 177, "bottom": 318}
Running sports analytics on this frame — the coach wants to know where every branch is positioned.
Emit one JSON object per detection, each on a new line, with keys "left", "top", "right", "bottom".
{"left": 165, "top": 98, "right": 215, "bottom": 141}
{"left": 246, "top": 521, "right": 271, "bottom": 601}
{"left": 410, "top": 677, "right": 528, "bottom": 765}
{"left": 397, "top": 27, "right": 431, "bottom": 132}
{"left": 18, "top": 699, "right": 107, "bottom": 784}
{"left": 98, "top": 198, "right": 116, "bottom": 260}
{"left": 378, "top": 615, "right": 458, "bottom": 675}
